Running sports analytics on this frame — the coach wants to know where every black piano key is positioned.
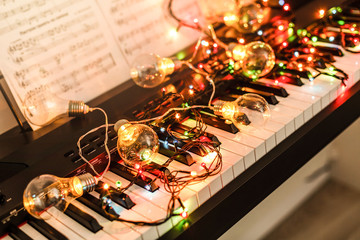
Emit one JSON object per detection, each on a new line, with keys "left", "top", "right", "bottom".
{"left": 64, "top": 203, "right": 103, "bottom": 233}
{"left": 28, "top": 218, "right": 68, "bottom": 240}
{"left": 158, "top": 143, "right": 195, "bottom": 166}
{"left": 8, "top": 224, "right": 33, "bottom": 240}
{"left": 240, "top": 81, "right": 289, "bottom": 97}
{"left": 170, "top": 122, "right": 222, "bottom": 147}
{"left": 77, "top": 193, "right": 119, "bottom": 221}
{"left": 269, "top": 74, "right": 304, "bottom": 86}
{"left": 96, "top": 181, "right": 135, "bottom": 210}
{"left": 229, "top": 87, "right": 279, "bottom": 105}
{"left": 110, "top": 161, "right": 159, "bottom": 192}
{"left": 190, "top": 110, "right": 239, "bottom": 134}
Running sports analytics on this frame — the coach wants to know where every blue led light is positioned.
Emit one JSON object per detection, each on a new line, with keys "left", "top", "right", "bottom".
{"left": 189, "top": 85, "right": 194, "bottom": 89}
{"left": 206, "top": 49, "right": 211, "bottom": 55}
{"left": 329, "top": 36, "right": 335, "bottom": 42}
{"left": 163, "top": 140, "right": 169, "bottom": 149}
{"left": 332, "top": 9, "right": 337, "bottom": 14}
{"left": 279, "top": 0, "right": 285, "bottom": 6}
{"left": 160, "top": 127, "right": 166, "bottom": 133}
{"left": 257, "top": 30, "right": 263, "bottom": 36}
{"left": 309, "top": 77, "right": 314, "bottom": 81}
{"left": 294, "top": 51, "right": 299, "bottom": 57}
{"left": 145, "top": 185, "right": 151, "bottom": 191}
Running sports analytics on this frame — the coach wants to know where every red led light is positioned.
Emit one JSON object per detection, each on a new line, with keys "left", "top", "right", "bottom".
{"left": 189, "top": 89, "right": 194, "bottom": 95}
{"left": 134, "top": 163, "right": 140, "bottom": 170}
{"left": 175, "top": 113, "right": 181, "bottom": 119}
{"left": 303, "top": 37, "right": 309, "bottom": 43}
{"left": 181, "top": 211, "right": 188, "bottom": 219}
{"left": 198, "top": 63, "right": 203, "bottom": 68}
{"left": 350, "top": 27, "right": 355, "bottom": 32}
{"left": 201, "top": 162, "right": 206, "bottom": 168}
{"left": 213, "top": 43, "right": 218, "bottom": 48}
{"left": 282, "top": 42, "right": 288, "bottom": 47}
{"left": 283, "top": 4, "right": 290, "bottom": 11}
{"left": 138, "top": 169, "right": 143, "bottom": 174}
{"left": 354, "top": 38, "right": 359, "bottom": 45}
{"left": 310, "top": 47, "right": 315, "bottom": 53}
{"left": 103, "top": 183, "right": 109, "bottom": 190}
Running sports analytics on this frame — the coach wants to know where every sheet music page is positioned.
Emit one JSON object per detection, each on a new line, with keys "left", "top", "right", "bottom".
{"left": 0, "top": 0, "right": 202, "bottom": 129}
{"left": 96, "top": 0, "right": 202, "bottom": 64}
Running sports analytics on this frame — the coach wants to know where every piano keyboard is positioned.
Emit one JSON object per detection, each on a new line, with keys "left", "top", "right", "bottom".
{"left": 0, "top": 44, "right": 358, "bottom": 240}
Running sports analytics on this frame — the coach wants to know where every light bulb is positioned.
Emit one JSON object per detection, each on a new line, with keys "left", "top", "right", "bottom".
{"left": 114, "top": 119, "right": 159, "bottom": 168}
{"left": 224, "top": 3, "right": 264, "bottom": 33}
{"left": 23, "top": 89, "right": 90, "bottom": 127}
{"left": 241, "top": 41, "right": 276, "bottom": 79}
{"left": 23, "top": 173, "right": 97, "bottom": 219}
{"left": 213, "top": 93, "right": 270, "bottom": 130}
{"left": 228, "top": 43, "right": 246, "bottom": 62}
{"left": 130, "top": 53, "right": 181, "bottom": 88}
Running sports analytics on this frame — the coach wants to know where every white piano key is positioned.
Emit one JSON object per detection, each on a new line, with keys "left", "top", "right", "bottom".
{"left": 182, "top": 119, "right": 257, "bottom": 165}
{"left": 92, "top": 177, "right": 172, "bottom": 238}
{"left": 41, "top": 211, "right": 85, "bottom": 240}
{"left": 262, "top": 120, "right": 286, "bottom": 144}
{"left": 71, "top": 199, "right": 149, "bottom": 240}
{"left": 47, "top": 207, "right": 118, "bottom": 240}
{"left": 19, "top": 224, "right": 47, "bottom": 240}
{"left": 277, "top": 96, "right": 313, "bottom": 123}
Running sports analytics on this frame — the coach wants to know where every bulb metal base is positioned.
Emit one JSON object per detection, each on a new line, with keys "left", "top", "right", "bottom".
{"left": 77, "top": 173, "right": 97, "bottom": 193}
{"left": 68, "top": 101, "right": 90, "bottom": 117}
{"left": 213, "top": 101, "right": 226, "bottom": 116}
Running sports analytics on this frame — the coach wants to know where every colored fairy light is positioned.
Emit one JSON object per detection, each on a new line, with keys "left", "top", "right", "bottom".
{"left": 282, "top": 42, "right": 288, "bottom": 47}
{"left": 311, "top": 36, "right": 318, "bottom": 42}
{"left": 175, "top": 113, "right": 181, "bottom": 119}
{"left": 103, "top": 183, "right": 110, "bottom": 190}
{"left": 309, "top": 77, "right": 314, "bottom": 81}
{"left": 279, "top": 0, "right": 285, "bottom": 6}
{"left": 190, "top": 171, "right": 197, "bottom": 177}
{"left": 338, "top": 20, "right": 345, "bottom": 25}
{"left": 206, "top": 49, "right": 211, "bottom": 55}
{"left": 303, "top": 37, "right": 309, "bottom": 43}
{"left": 294, "top": 51, "right": 299, "bottom": 57}
{"left": 213, "top": 43, "right": 218, "bottom": 48}
{"left": 181, "top": 210, "right": 188, "bottom": 219}
{"left": 329, "top": 36, "right": 335, "bottom": 42}
{"left": 354, "top": 38, "right": 359, "bottom": 45}
{"left": 193, "top": 18, "right": 199, "bottom": 23}
{"left": 307, "top": 56, "right": 313, "bottom": 61}
{"left": 319, "top": 9, "right": 325, "bottom": 17}
{"left": 116, "top": 181, "right": 122, "bottom": 188}
{"left": 257, "top": 30, "right": 263, "bottom": 36}
{"left": 160, "top": 127, "right": 166, "bottom": 133}
{"left": 134, "top": 163, "right": 141, "bottom": 170}
{"left": 283, "top": 4, "right": 290, "bottom": 11}
{"left": 201, "top": 40, "right": 209, "bottom": 47}
{"left": 145, "top": 185, "right": 151, "bottom": 191}
{"left": 239, "top": 38, "right": 245, "bottom": 44}
{"left": 189, "top": 85, "right": 194, "bottom": 89}
{"left": 331, "top": 8, "right": 337, "bottom": 14}
{"left": 201, "top": 162, "right": 206, "bottom": 168}
{"left": 278, "top": 25, "right": 284, "bottom": 31}
{"left": 298, "top": 63, "right": 303, "bottom": 68}
{"left": 198, "top": 63, "right": 203, "bottom": 68}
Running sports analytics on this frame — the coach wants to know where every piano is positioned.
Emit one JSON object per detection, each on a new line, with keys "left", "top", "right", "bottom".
{"left": 0, "top": 1, "right": 360, "bottom": 240}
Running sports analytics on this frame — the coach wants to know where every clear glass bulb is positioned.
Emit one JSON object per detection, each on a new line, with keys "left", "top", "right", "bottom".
{"left": 130, "top": 53, "right": 177, "bottom": 88}
{"left": 23, "top": 90, "right": 90, "bottom": 127}
{"left": 224, "top": 3, "right": 264, "bottom": 33}
{"left": 23, "top": 173, "right": 96, "bottom": 219}
{"left": 213, "top": 93, "right": 271, "bottom": 130}
{"left": 114, "top": 120, "right": 159, "bottom": 168}
{"left": 228, "top": 43, "right": 246, "bottom": 62}
{"left": 242, "top": 41, "right": 276, "bottom": 79}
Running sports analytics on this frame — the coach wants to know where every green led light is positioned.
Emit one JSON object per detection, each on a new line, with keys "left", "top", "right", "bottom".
{"left": 116, "top": 181, "right": 122, "bottom": 188}
{"left": 329, "top": 66, "right": 335, "bottom": 71}
{"left": 289, "top": 22, "right": 295, "bottom": 28}
{"left": 184, "top": 131, "right": 188, "bottom": 136}
{"left": 311, "top": 36, "right": 318, "bottom": 42}
{"left": 176, "top": 51, "right": 186, "bottom": 60}
{"left": 336, "top": 7, "right": 342, "bottom": 12}
{"left": 338, "top": 20, "right": 345, "bottom": 25}
{"left": 288, "top": 28, "right": 294, "bottom": 35}
{"left": 297, "top": 29, "right": 302, "bottom": 36}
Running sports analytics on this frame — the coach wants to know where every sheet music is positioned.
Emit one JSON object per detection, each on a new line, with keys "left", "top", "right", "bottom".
{"left": 96, "top": 0, "right": 202, "bottom": 64}
{"left": 0, "top": 0, "right": 201, "bottom": 129}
